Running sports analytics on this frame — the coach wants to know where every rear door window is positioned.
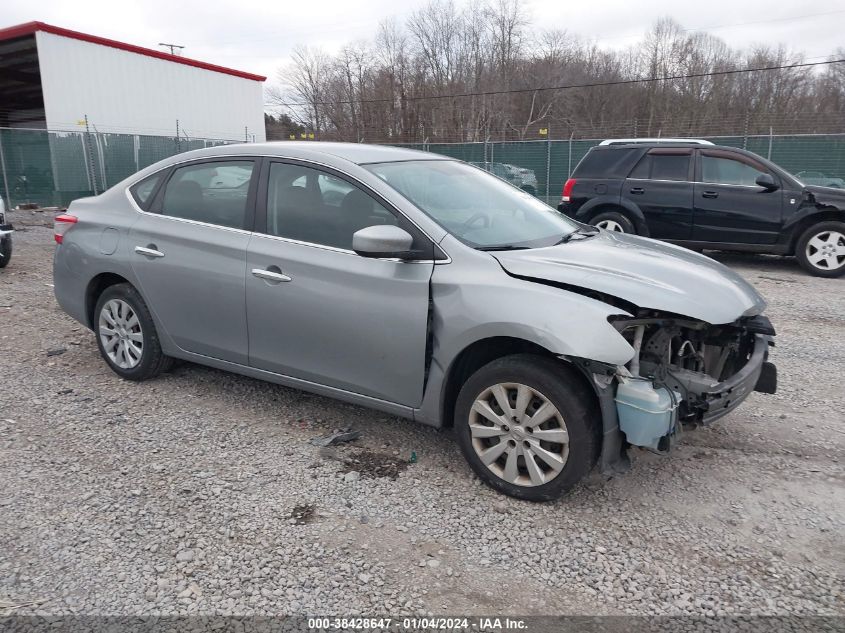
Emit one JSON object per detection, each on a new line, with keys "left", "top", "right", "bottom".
{"left": 159, "top": 161, "right": 255, "bottom": 229}
{"left": 629, "top": 151, "right": 691, "bottom": 181}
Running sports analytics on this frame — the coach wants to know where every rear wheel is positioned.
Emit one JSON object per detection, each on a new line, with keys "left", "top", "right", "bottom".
{"left": 94, "top": 283, "right": 172, "bottom": 380}
{"left": 0, "top": 237, "right": 11, "bottom": 269}
{"left": 795, "top": 221, "right": 845, "bottom": 277}
{"left": 454, "top": 354, "right": 598, "bottom": 501}
{"left": 590, "top": 210, "right": 636, "bottom": 234}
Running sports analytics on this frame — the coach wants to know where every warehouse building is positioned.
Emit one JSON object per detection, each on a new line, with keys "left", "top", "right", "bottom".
{"left": 0, "top": 21, "right": 266, "bottom": 206}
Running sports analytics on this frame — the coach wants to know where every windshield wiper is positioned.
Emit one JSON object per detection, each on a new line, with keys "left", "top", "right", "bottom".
{"left": 555, "top": 226, "right": 599, "bottom": 244}
{"left": 476, "top": 245, "right": 531, "bottom": 251}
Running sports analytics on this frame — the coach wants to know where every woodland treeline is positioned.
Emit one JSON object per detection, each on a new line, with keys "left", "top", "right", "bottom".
{"left": 267, "top": 1, "right": 845, "bottom": 142}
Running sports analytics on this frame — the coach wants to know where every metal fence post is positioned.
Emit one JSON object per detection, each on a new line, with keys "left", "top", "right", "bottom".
{"left": 80, "top": 133, "right": 93, "bottom": 194}
{"left": 767, "top": 126, "right": 773, "bottom": 160}
{"left": 567, "top": 132, "right": 574, "bottom": 178}
{"left": 545, "top": 131, "right": 551, "bottom": 202}
{"left": 0, "top": 130, "right": 11, "bottom": 207}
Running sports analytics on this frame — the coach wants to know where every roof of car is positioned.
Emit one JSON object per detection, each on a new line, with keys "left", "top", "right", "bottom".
{"left": 177, "top": 141, "right": 447, "bottom": 165}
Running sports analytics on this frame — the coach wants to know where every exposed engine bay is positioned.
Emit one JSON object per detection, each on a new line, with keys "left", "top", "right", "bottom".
{"left": 610, "top": 313, "right": 777, "bottom": 452}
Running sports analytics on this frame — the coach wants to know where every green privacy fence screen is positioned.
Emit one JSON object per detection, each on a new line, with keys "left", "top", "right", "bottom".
{"left": 1, "top": 127, "right": 844, "bottom": 208}
{"left": 0, "top": 128, "right": 235, "bottom": 208}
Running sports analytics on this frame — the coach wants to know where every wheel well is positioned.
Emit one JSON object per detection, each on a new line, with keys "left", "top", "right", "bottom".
{"left": 584, "top": 204, "right": 647, "bottom": 235}
{"left": 440, "top": 337, "right": 594, "bottom": 428}
{"left": 787, "top": 208, "right": 845, "bottom": 254}
{"left": 85, "top": 273, "right": 130, "bottom": 328}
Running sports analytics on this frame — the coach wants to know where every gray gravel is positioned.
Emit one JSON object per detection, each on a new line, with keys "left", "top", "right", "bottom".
{"left": 1, "top": 210, "right": 843, "bottom": 617}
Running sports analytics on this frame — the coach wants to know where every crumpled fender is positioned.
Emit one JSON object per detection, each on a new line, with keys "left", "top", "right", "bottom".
{"left": 413, "top": 240, "right": 636, "bottom": 427}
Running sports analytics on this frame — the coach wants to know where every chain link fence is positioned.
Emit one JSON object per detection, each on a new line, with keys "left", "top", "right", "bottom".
{"left": 1, "top": 126, "right": 844, "bottom": 209}
{"left": 396, "top": 133, "right": 845, "bottom": 205}
{"left": 0, "top": 128, "right": 236, "bottom": 208}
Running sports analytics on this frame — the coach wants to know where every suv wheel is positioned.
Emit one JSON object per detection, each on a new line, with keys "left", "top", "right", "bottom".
{"left": 590, "top": 211, "right": 635, "bottom": 234}
{"left": 454, "top": 354, "right": 598, "bottom": 501}
{"left": 0, "top": 236, "right": 11, "bottom": 269}
{"left": 94, "top": 283, "right": 172, "bottom": 380}
{"left": 796, "top": 221, "right": 845, "bottom": 277}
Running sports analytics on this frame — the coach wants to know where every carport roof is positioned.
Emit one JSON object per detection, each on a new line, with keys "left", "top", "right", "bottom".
{"left": 0, "top": 21, "right": 266, "bottom": 82}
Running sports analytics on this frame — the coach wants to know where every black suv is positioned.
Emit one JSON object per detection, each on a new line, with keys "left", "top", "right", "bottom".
{"left": 558, "top": 140, "right": 845, "bottom": 277}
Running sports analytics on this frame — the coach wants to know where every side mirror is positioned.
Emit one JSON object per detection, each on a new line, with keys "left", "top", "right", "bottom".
{"left": 352, "top": 225, "right": 415, "bottom": 259}
{"left": 756, "top": 173, "right": 779, "bottom": 191}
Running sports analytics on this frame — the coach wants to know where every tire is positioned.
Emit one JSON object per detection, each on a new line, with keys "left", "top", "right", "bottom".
{"left": 93, "top": 283, "right": 173, "bottom": 380}
{"left": 589, "top": 210, "right": 636, "bottom": 234}
{"left": 795, "top": 221, "right": 845, "bottom": 278}
{"left": 0, "top": 237, "right": 11, "bottom": 269}
{"left": 454, "top": 354, "right": 599, "bottom": 501}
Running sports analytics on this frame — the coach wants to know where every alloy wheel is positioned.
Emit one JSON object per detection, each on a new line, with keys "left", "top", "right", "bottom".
{"left": 805, "top": 230, "right": 845, "bottom": 272}
{"left": 98, "top": 299, "right": 144, "bottom": 369}
{"left": 469, "top": 382, "right": 569, "bottom": 487}
{"left": 596, "top": 219, "right": 625, "bottom": 232}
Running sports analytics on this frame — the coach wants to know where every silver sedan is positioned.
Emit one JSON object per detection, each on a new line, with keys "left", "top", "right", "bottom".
{"left": 53, "top": 142, "right": 777, "bottom": 501}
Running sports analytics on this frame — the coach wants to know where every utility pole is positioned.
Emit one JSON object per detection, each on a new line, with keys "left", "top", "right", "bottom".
{"left": 159, "top": 43, "right": 185, "bottom": 55}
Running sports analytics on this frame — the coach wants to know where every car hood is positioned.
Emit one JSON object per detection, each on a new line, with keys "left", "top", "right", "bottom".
{"left": 491, "top": 230, "right": 767, "bottom": 324}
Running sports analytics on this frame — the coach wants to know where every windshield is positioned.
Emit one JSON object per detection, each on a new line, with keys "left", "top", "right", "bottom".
{"left": 363, "top": 160, "right": 578, "bottom": 249}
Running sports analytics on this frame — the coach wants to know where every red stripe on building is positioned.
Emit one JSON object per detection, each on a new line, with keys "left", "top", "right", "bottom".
{"left": 0, "top": 21, "right": 266, "bottom": 82}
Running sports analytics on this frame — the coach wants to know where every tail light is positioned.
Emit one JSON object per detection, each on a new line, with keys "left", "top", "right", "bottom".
{"left": 562, "top": 178, "right": 577, "bottom": 202}
{"left": 54, "top": 214, "right": 78, "bottom": 244}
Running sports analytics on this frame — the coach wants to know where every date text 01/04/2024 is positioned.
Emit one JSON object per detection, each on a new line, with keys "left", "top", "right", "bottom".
{"left": 306, "top": 617, "right": 528, "bottom": 630}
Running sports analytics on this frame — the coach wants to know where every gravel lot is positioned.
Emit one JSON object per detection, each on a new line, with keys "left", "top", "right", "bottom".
{"left": 1, "top": 210, "right": 843, "bottom": 618}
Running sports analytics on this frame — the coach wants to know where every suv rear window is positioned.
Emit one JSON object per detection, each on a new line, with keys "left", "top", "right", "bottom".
{"left": 572, "top": 148, "right": 642, "bottom": 179}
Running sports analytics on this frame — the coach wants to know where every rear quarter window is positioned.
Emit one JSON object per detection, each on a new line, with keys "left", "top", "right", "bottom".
{"left": 573, "top": 148, "right": 643, "bottom": 179}
{"left": 129, "top": 173, "right": 163, "bottom": 209}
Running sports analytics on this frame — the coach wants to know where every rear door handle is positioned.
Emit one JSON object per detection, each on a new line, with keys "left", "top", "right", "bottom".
{"left": 134, "top": 245, "right": 165, "bottom": 258}
{"left": 630, "top": 187, "right": 645, "bottom": 195}
{"left": 702, "top": 191, "right": 719, "bottom": 199}
{"left": 251, "top": 267, "right": 292, "bottom": 283}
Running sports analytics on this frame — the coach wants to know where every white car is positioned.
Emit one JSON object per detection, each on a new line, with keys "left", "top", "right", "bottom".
{"left": 795, "top": 170, "right": 845, "bottom": 189}
{"left": 0, "top": 195, "right": 12, "bottom": 269}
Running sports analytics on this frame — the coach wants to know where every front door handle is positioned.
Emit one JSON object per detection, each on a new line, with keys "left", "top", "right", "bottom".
{"left": 702, "top": 191, "right": 719, "bottom": 199}
{"left": 630, "top": 187, "right": 645, "bottom": 195}
{"left": 135, "top": 245, "right": 165, "bottom": 258}
{"left": 251, "top": 267, "right": 292, "bottom": 283}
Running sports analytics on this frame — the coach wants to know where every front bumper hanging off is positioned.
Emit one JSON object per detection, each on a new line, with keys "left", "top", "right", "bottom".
{"left": 699, "top": 333, "right": 776, "bottom": 424}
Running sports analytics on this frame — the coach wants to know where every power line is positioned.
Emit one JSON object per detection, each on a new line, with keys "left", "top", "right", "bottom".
{"left": 681, "top": 8, "right": 845, "bottom": 33}
{"left": 266, "top": 58, "right": 845, "bottom": 108}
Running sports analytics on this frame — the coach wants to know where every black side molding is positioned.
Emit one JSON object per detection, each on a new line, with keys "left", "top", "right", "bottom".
{"left": 743, "top": 314, "right": 776, "bottom": 336}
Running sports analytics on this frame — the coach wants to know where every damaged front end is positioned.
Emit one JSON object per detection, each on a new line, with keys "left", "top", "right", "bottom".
{"left": 609, "top": 312, "right": 777, "bottom": 454}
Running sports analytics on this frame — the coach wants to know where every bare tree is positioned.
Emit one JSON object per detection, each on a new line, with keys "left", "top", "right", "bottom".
{"left": 271, "top": 2, "right": 845, "bottom": 142}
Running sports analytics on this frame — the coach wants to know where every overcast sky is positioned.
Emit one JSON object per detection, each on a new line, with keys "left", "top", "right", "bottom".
{"left": 4, "top": 0, "right": 844, "bottom": 102}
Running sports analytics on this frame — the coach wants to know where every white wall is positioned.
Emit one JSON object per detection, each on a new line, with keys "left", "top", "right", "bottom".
{"left": 36, "top": 31, "right": 266, "bottom": 141}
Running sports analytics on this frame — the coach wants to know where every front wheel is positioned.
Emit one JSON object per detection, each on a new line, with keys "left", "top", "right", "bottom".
{"left": 589, "top": 211, "right": 636, "bottom": 234}
{"left": 795, "top": 221, "right": 845, "bottom": 277}
{"left": 94, "top": 283, "right": 172, "bottom": 380}
{"left": 454, "top": 354, "right": 599, "bottom": 501}
{"left": 0, "top": 237, "right": 11, "bottom": 269}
